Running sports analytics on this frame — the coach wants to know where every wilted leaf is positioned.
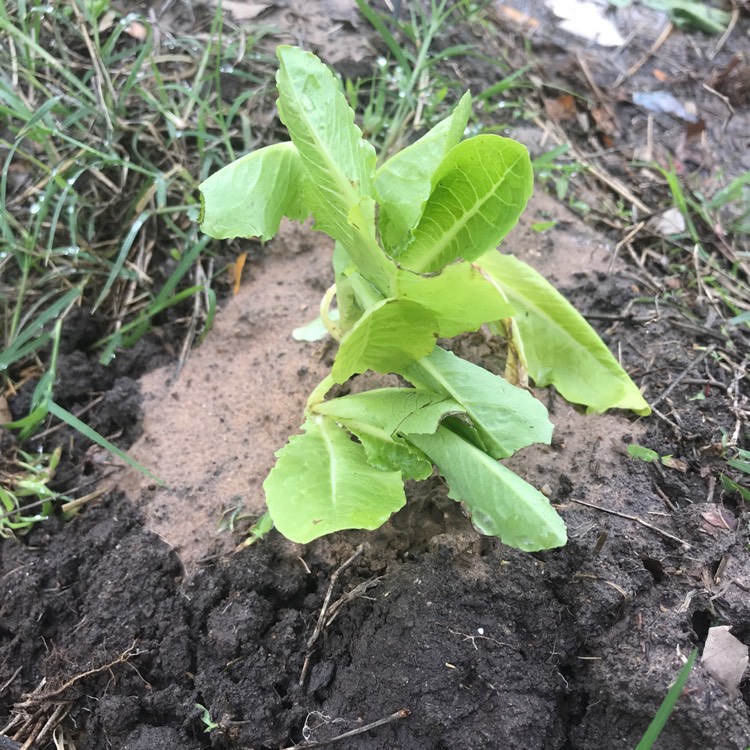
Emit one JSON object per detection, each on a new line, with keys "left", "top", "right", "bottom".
{"left": 700, "top": 507, "right": 737, "bottom": 531}
{"left": 477, "top": 251, "right": 651, "bottom": 415}
{"left": 701, "top": 626, "right": 748, "bottom": 698}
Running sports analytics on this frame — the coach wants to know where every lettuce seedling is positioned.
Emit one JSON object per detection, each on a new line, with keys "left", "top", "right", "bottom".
{"left": 199, "top": 46, "right": 650, "bottom": 551}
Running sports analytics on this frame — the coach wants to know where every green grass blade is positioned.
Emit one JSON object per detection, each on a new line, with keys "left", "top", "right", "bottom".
{"left": 0, "top": 286, "right": 82, "bottom": 371}
{"left": 354, "top": 0, "right": 411, "bottom": 72}
{"left": 635, "top": 649, "right": 698, "bottom": 750}
{"left": 0, "top": 18, "right": 97, "bottom": 105}
{"left": 47, "top": 401, "right": 163, "bottom": 484}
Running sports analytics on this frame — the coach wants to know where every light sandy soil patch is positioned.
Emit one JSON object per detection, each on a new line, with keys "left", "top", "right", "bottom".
{"left": 116, "top": 189, "right": 639, "bottom": 568}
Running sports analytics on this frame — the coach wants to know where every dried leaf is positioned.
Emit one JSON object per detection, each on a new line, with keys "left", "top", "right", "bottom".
{"left": 700, "top": 507, "right": 737, "bottom": 531}
{"left": 708, "top": 55, "right": 750, "bottom": 107}
{"left": 701, "top": 626, "right": 748, "bottom": 698}
{"left": 0, "top": 395, "right": 12, "bottom": 423}
{"left": 231, "top": 252, "right": 248, "bottom": 296}
{"left": 124, "top": 20, "right": 148, "bottom": 41}
{"left": 590, "top": 106, "right": 619, "bottom": 138}
{"left": 649, "top": 207, "right": 686, "bottom": 237}
{"left": 494, "top": 5, "right": 540, "bottom": 30}
{"left": 661, "top": 455, "right": 688, "bottom": 472}
{"left": 98, "top": 9, "right": 116, "bottom": 32}
{"left": 544, "top": 94, "right": 577, "bottom": 121}
{"left": 545, "top": 0, "right": 625, "bottom": 47}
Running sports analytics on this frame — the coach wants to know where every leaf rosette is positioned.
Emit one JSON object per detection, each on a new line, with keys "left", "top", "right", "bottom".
{"left": 199, "top": 45, "right": 650, "bottom": 552}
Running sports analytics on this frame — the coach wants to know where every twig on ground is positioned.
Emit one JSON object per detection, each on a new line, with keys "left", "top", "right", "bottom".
{"left": 669, "top": 319, "right": 727, "bottom": 343}
{"left": 609, "top": 220, "right": 646, "bottom": 274}
{"left": 2, "top": 643, "right": 146, "bottom": 749}
{"left": 323, "top": 576, "right": 382, "bottom": 629}
{"left": 571, "top": 498, "right": 691, "bottom": 548}
{"left": 0, "top": 669, "right": 22, "bottom": 697}
{"left": 281, "top": 709, "right": 411, "bottom": 749}
{"left": 708, "top": 6, "right": 740, "bottom": 60}
{"left": 576, "top": 52, "right": 618, "bottom": 137}
{"left": 60, "top": 486, "right": 108, "bottom": 514}
{"left": 681, "top": 377, "right": 729, "bottom": 393}
{"left": 24, "top": 703, "right": 67, "bottom": 750}
{"left": 533, "top": 114, "right": 653, "bottom": 214}
{"left": 614, "top": 22, "right": 673, "bottom": 87}
{"left": 650, "top": 345, "right": 716, "bottom": 409}
{"left": 17, "top": 642, "right": 143, "bottom": 705}
{"left": 299, "top": 545, "right": 365, "bottom": 688}
{"left": 650, "top": 404, "right": 687, "bottom": 436}
{"left": 448, "top": 628, "right": 513, "bottom": 651}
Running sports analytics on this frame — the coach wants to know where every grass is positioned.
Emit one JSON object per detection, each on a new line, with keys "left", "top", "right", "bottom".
{"left": 348, "top": 0, "right": 528, "bottom": 160}
{"left": 0, "top": 0, "right": 274, "bottom": 379}
{"left": 350, "top": 0, "right": 472, "bottom": 159}
{"left": 0, "top": 444, "right": 63, "bottom": 537}
{"left": 656, "top": 162, "right": 750, "bottom": 318}
{"left": 0, "top": 0, "right": 284, "bottom": 522}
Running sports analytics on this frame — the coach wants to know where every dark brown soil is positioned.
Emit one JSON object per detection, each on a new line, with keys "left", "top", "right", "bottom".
{"left": 2, "top": 3, "right": 750, "bottom": 749}
{"left": 2, "top": 432, "right": 749, "bottom": 749}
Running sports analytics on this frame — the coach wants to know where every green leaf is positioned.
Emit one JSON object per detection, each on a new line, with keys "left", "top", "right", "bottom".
{"left": 199, "top": 141, "right": 308, "bottom": 240}
{"left": 395, "top": 260, "right": 515, "bottom": 337}
{"left": 720, "top": 474, "right": 750, "bottom": 503}
{"left": 334, "top": 419, "right": 433, "bottom": 481}
{"left": 238, "top": 511, "right": 275, "bottom": 548}
{"left": 3, "top": 318, "right": 62, "bottom": 440}
{"left": 276, "top": 45, "right": 375, "bottom": 210}
{"left": 627, "top": 444, "right": 660, "bottom": 463}
{"left": 643, "top": 0, "right": 729, "bottom": 33}
{"left": 407, "top": 426, "right": 567, "bottom": 551}
{"left": 375, "top": 92, "right": 472, "bottom": 253}
{"left": 275, "top": 46, "right": 393, "bottom": 291}
{"left": 331, "top": 298, "right": 439, "bottom": 383}
{"left": 477, "top": 251, "right": 651, "bottom": 416}
{"left": 264, "top": 416, "right": 406, "bottom": 543}
{"left": 315, "top": 387, "right": 464, "bottom": 435}
{"left": 404, "top": 346, "right": 553, "bottom": 459}
{"left": 3, "top": 402, "right": 50, "bottom": 442}
{"left": 396, "top": 135, "right": 533, "bottom": 273}
{"left": 0, "top": 286, "right": 82, "bottom": 372}
{"left": 314, "top": 387, "right": 464, "bottom": 480}
{"left": 293, "top": 311, "right": 338, "bottom": 342}
{"left": 47, "top": 402, "right": 162, "bottom": 484}
{"left": 727, "top": 451, "right": 750, "bottom": 475}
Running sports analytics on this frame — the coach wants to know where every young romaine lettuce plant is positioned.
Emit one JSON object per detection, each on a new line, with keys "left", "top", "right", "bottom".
{"left": 199, "top": 46, "right": 650, "bottom": 552}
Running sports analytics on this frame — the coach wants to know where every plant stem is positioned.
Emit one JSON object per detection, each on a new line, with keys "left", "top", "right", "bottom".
{"left": 319, "top": 284, "right": 342, "bottom": 340}
{"left": 305, "top": 374, "right": 336, "bottom": 414}
{"left": 347, "top": 272, "right": 385, "bottom": 310}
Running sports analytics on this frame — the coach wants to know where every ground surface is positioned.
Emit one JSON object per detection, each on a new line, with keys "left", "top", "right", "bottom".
{"left": 2, "top": 2, "right": 749, "bottom": 749}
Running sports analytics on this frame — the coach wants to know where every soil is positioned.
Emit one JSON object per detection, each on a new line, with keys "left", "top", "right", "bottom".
{"left": 2, "top": 2, "right": 750, "bottom": 750}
